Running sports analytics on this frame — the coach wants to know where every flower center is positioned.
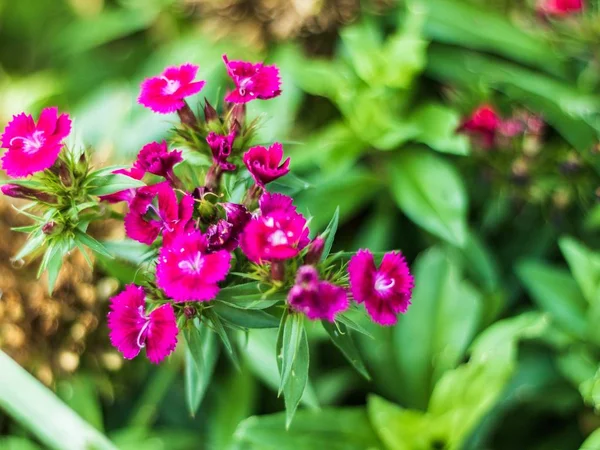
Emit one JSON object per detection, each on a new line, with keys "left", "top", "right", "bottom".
{"left": 268, "top": 229, "right": 289, "bottom": 246}
{"left": 161, "top": 77, "right": 181, "bottom": 95}
{"left": 10, "top": 130, "right": 46, "bottom": 154}
{"left": 374, "top": 273, "right": 395, "bottom": 292}
{"left": 136, "top": 308, "right": 151, "bottom": 348}
{"left": 178, "top": 252, "right": 204, "bottom": 274}
{"left": 238, "top": 77, "right": 254, "bottom": 96}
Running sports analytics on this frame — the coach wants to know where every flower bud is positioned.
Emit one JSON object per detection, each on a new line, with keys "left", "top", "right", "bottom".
{"left": 229, "top": 103, "right": 246, "bottom": 133}
{"left": 183, "top": 306, "right": 196, "bottom": 319}
{"left": 177, "top": 102, "right": 198, "bottom": 129}
{"left": 304, "top": 237, "right": 325, "bottom": 265}
{"left": 204, "top": 98, "right": 218, "bottom": 123}
{"left": 206, "top": 219, "right": 234, "bottom": 251}
{"left": 221, "top": 202, "right": 250, "bottom": 234}
{"left": 1, "top": 184, "right": 57, "bottom": 203}
{"left": 295, "top": 265, "right": 319, "bottom": 287}
{"left": 197, "top": 198, "right": 217, "bottom": 223}
{"left": 42, "top": 221, "right": 63, "bottom": 235}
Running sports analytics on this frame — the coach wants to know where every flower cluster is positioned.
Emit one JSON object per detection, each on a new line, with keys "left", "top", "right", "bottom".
{"left": 0, "top": 56, "right": 414, "bottom": 373}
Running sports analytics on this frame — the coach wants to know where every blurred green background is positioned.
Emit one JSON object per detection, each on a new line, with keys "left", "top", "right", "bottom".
{"left": 2, "top": 0, "right": 600, "bottom": 449}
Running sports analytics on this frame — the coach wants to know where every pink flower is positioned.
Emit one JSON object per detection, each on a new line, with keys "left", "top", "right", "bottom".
{"left": 1, "top": 107, "right": 71, "bottom": 177}
{"left": 221, "top": 202, "right": 251, "bottom": 233}
{"left": 348, "top": 249, "right": 414, "bottom": 326}
{"left": 207, "top": 131, "right": 236, "bottom": 171}
{"left": 138, "top": 64, "right": 206, "bottom": 114}
{"left": 98, "top": 167, "right": 145, "bottom": 204}
{"left": 222, "top": 55, "right": 281, "bottom": 104}
{"left": 240, "top": 196, "right": 309, "bottom": 263}
{"left": 107, "top": 284, "right": 178, "bottom": 364}
{"left": 124, "top": 182, "right": 194, "bottom": 245}
{"left": 259, "top": 191, "right": 297, "bottom": 215}
{"left": 288, "top": 266, "right": 348, "bottom": 321}
{"left": 459, "top": 105, "right": 501, "bottom": 149}
{"left": 243, "top": 143, "right": 290, "bottom": 187}
{"left": 156, "top": 231, "right": 231, "bottom": 302}
{"left": 134, "top": 141, "right": 182, "bottom": 179}
{"left": 498, "top": 119, "right": 524, "bottom": 138}
{"left": 538, "top": 0, "right": 583, "bottom": 16}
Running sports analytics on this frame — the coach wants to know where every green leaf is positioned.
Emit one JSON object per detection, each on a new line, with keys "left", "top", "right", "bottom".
{"left": 235, "top": 408, "right": 383, "bottom": 450}
{"left": 409, "top": 103, "right": 470, "bottom": 155}
{"left": 323, "top": 321, "right": 370, "bottom": 380}
{"left": 0, "top": 351, "right": 117, "bottom": 450}
{"left": 367, "top": 395, "right": 433, "bottom": 450}
{"left": 0, "top": 438, "right": 42, "bottom": 450}
{"left": 389, "top": 148, "right": 468, "bottom": 246}
{"left": 57, "top": 376, "right": 104, "bottom": 432}
{"left": 294, "top": 168, "right": 380, "bottom": 231}
{"left": 278, "top": 313, "right": 305, "bottom": 393}
{"left": 283, "top": 327, "right": 309, "bottom": 428}
{"left": 206, "top": 310, "right": 240, "bottom": 368}
{"left": 581, "top": 428, "right": 600, "bottom": 450}
{"left": 14, "top": 231, "right": 46, "bottom": 261}
{"left": 516, "top": 261, "right": 588, "bottom": 338}
{"left": 242, "top": 329, "right": 319, "bottom": 409}
{"left": 183, "top": 320, "right": 219, "bottom": 416}
{"left": 209, "top": 366, "right": 256, "bottom": 450}
{"left": 214, "top": 302, "right": 280, "bottom": 329}
{"left": 46, "top": 242, "right": 66, "bottom": 294}
{"left": 558, "top": 236, "right": 600, "bottom": 306}
{"left": 340, "top": 19, "right": 383, "bottom": 86}
{"left": 269, "top": 172, "right": 311, "bottom": 197}
{"left": 87, "top": 173, "right": 145, "bottom": 196}
{"left": 393, "top": 247, "right": 481, "bottom": 409}
{"left": 419, "top": 0, "right": 567, "bottom": 76}
{"left": 320, "top": 207, "right": 339, "bottom": 261}
{"left": 74, "top": 230, "right": 113, "bottom": 258}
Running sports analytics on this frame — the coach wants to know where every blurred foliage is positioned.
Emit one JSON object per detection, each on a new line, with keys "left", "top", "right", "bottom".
{"left": 2, "top": 0, "right": 600, "bottom": 449}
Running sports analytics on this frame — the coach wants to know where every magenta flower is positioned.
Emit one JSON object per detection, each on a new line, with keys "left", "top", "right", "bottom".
{"left": 348, "top": 249, "right": 414, "bottom": 326}
{"left": 156, "top": 231, "right": 231, "bottom": 302}
{"left": 537, "top": 0, "right": 583, "bottom": 16}
{"left": 138, "top": 63, "right": 206, "bottom": 114}
{"left": 124, "top": 182, "right": 194, "bottom": 245}
{"left": 259, "top": 191, "right": 296, "bottom": 215}
{"left": 459, "top": 105, "right": 501, "bottom": 149}
{"left": 243, "top": 143, "right": 290, "bottom": 187}
{"left": 1, "top": 107, "right": 71, "bottom": 178}
{"left": 288, "top": 266, "right": 348, "bottom": 322}
{"left": 107, "top": 284, "right": 178, "bottom": 364}
{"left": 223, "top": 55, "right": 281, "bottom": 104}
{"left": 207, "top": 130, "right": 236, "bottom": 171}
{"left": 134, "top": 141, "right": 182, "bottom": 179}
{"left": 99, "top": 167, "right": 145, "bottom": 204}
{"left": 221, "top": 202, "right": 251, "bottom": 233}
{"left": 240, "top": 203, "right": 309, "bottom": 263}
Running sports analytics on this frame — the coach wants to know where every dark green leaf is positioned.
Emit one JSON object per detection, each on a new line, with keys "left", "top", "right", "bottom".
{"left": 283, "top": 327, "right": 309, "bottom": 428}
{"left": 320, "top": 207, "right": 339, "bottom": 261}
{"left": 183, "top": 320, "right": 219, "bottom": 416}
{"left": 323, "top": 321, "right": 370, "bottom": 380}
{"left": 74, "top": 230, "right": 113, "bottom": 258}
{"left": 213, "top": 302, "right": 280, "bottom": 329}
{"left": 278, "top": 313, "right": 305, "bottom": 393}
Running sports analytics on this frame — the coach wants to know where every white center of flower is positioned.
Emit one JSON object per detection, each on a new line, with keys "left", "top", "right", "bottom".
{"left": 374, "top": 273, "right": 395, "bottom": 292}
{"left": 161, "top": 77, "right": 181, "bottom": 95}
{"left": 10, "top": 130, "right": 46, "bottom": 154}
{"left": 239, "top": 77, "right": 252, "bottom": 96}
{"left": 178, "top": 252, "right": 204, "bottom": 274}
{"left": 136, "top": 313, "right": 150, "bottom": 349}
{"left": 268, "top": 230, "right": 289, "bottom": 246}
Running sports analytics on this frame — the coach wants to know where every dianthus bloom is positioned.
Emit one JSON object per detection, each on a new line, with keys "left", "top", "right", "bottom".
{"left": 157, "top": 231, "right": 231, "bottom": 302}
{"left": 1, "top": 107, "right": 71, "bottom": 177}
{"left": 206, "top": 203, "right": 251, "bottom": 252}
{"left": 243, "top": 142, "right": 290, "bottom": 187}
{"left": 99, "top": 167, "right": 145, "bottom": 204}
{"left": 108, "top": 284, "right": 178, "bottom": 364}
{"left": 241, "top": 193, "right": 309, "bottom": 263}
{"left": 134, "top": 141, "right": 182, "bottom": 179}
{"left": 348, "top": 250, "right": 414, "bottom": 326}
{"left": 288, "top": 266, "right": 348, "bottom": 322}
{"left": 223, "top": 55, "right": 281, "bottom": 104}
{"left": 138, "top": 63, "right": 206, "bottom": 114}
{"left": 125, "top": 182, "right": 194, "bottom": 245}
{"left": 459, "top": 104, "right": 501, "bottom": 149}
{"left": 537, "top": 0, "right": 583, "bottom": 16}
{"left": 207, "top": 130, "right": 236, "bottom": 171}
